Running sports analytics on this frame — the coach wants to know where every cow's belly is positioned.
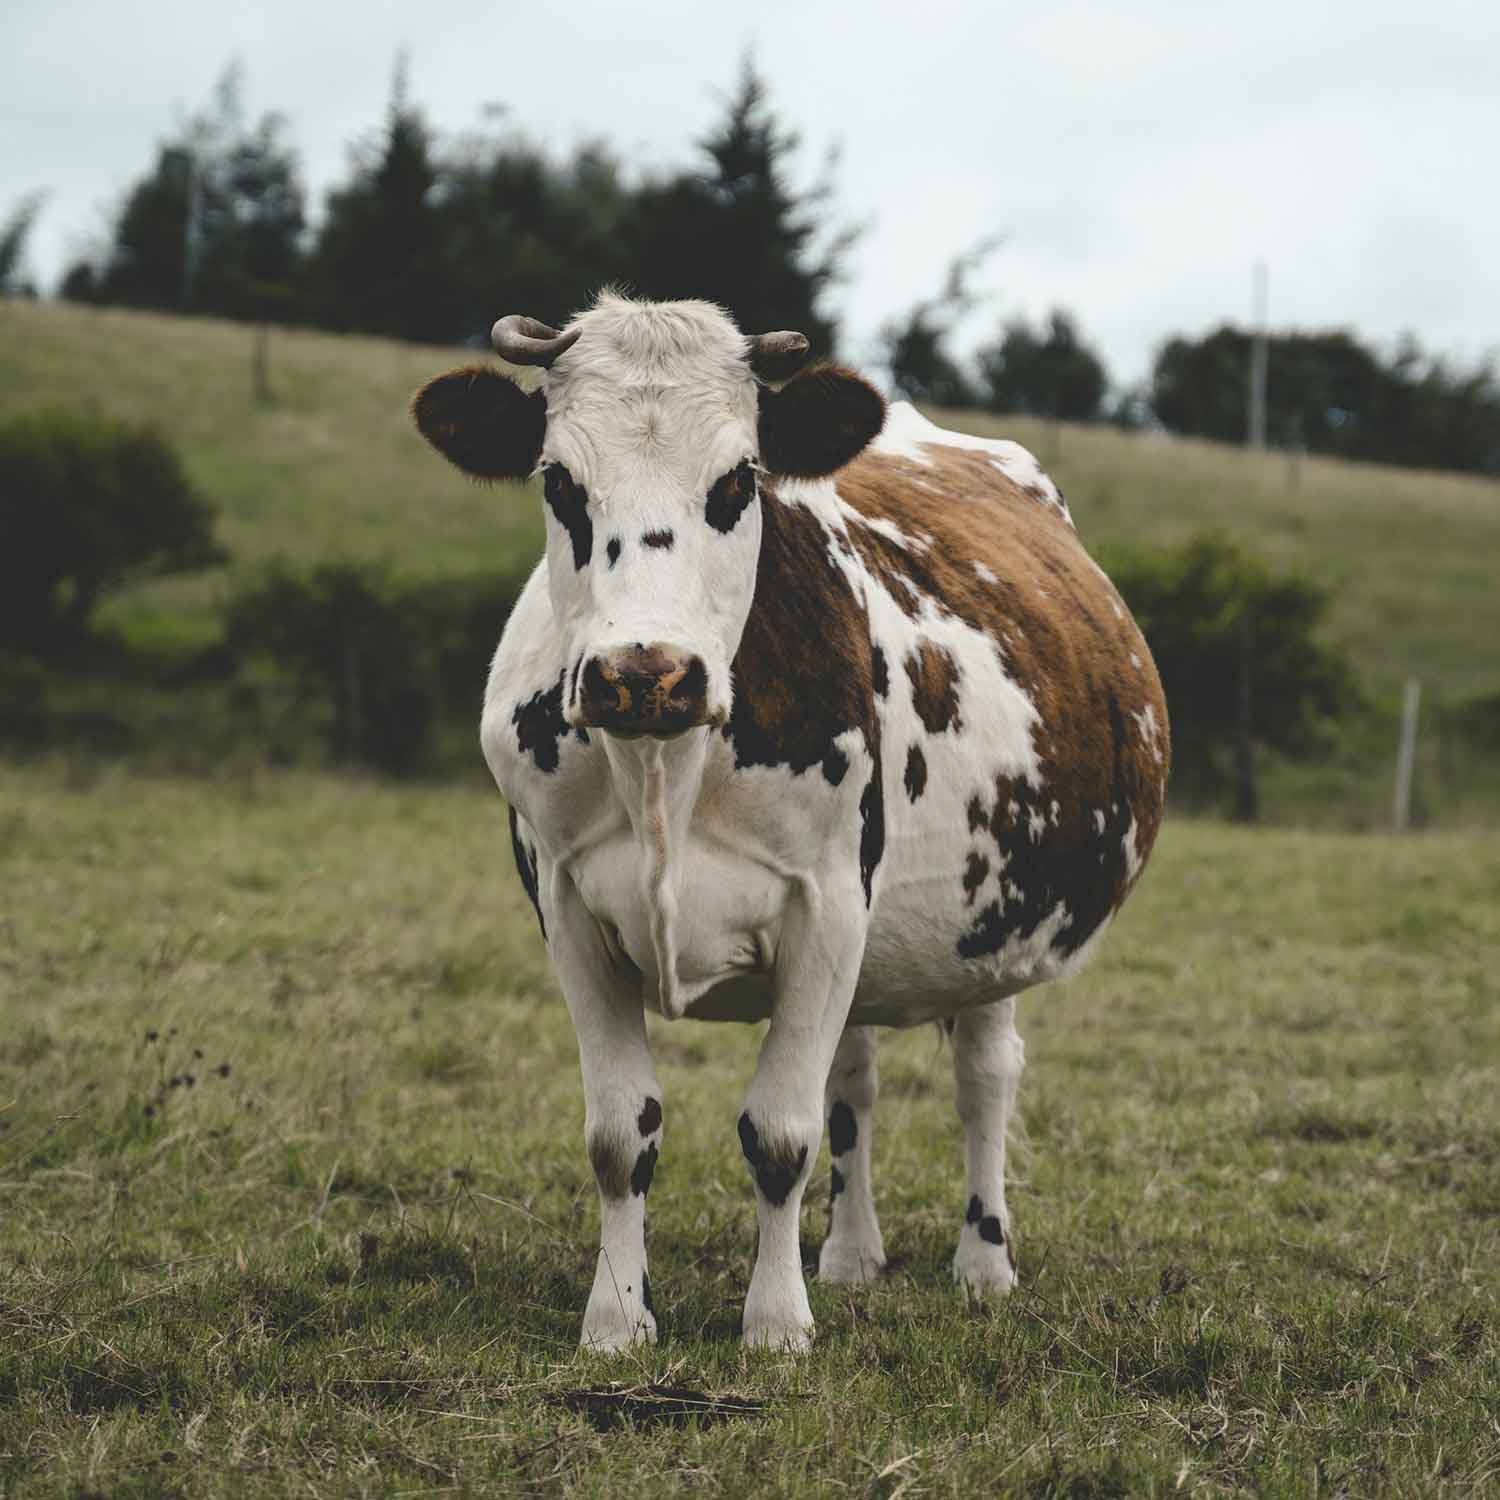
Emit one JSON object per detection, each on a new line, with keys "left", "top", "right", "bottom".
{"left": 847, "top": 722, "right": 1142, "bottom": 1026}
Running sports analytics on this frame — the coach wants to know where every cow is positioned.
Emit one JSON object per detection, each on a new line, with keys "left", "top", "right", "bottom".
{"left": 411, "top": 293, "right": 1168, "bottom": 1353}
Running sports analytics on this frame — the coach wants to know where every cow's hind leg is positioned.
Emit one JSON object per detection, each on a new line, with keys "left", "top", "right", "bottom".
{"left": 951, "top": 998, "right": 1023, "bottom": 1297}
{"left": 818, "top": 1025, "right": 886, "bottom": 1283}
{"left": 550, "top": 882, "right": 663, "bottom": 1351}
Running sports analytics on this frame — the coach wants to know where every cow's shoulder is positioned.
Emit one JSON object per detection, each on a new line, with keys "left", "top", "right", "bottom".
{"left": 481, "top": 563, "right": 597, "bottom": 804}
{"left": 723, "top": 481, "right": 879, "bottom": 782}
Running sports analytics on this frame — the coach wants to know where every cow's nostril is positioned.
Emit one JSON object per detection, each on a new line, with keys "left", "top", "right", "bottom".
{"left": 578, "top": 646, "right": 709, "bottom": 735}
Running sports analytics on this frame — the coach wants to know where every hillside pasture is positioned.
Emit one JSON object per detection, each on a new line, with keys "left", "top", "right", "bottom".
{"left": 1, "top": 763, "right": 1496, "bottom": 1496}
{"left": 4, "top": 300, "right": 1499, "bottom": 704}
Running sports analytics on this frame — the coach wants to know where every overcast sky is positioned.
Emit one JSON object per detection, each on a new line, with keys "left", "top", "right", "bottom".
{"left": 6, "top": 0, "right": 1498, "bottom": 387}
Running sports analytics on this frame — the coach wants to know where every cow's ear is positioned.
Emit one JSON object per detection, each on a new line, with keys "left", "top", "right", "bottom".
{"left": 757, "top": 364, "right": 886, "bottom": 479}
{"left": 412, "top": 365, "right": 546, "bottom": 480}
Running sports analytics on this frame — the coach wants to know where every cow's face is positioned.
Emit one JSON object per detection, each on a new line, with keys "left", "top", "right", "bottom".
{"left": 413, "top": 294, "right": 885, "bottom": 740}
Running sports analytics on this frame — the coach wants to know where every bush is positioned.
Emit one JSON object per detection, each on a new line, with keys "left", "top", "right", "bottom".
{"left": 0, "top": 410, "right": 223, "bottom": 655}
{"left": 1102, "top": 536, "right": 1360, "bottom": 805}
{"left": 227, "top": 564, "right": 521, "bottom": 773}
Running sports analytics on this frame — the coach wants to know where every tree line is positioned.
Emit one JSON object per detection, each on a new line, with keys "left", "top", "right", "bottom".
{"left": 9, "top": 58, "right": 1499, "bottom": 475}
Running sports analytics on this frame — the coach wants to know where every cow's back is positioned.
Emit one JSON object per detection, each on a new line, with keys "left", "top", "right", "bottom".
{"left": 742, "top": 404, "right": 1169, "bottom": 1024}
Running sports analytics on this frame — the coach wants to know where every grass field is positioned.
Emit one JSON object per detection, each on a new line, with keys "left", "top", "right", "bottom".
{"left": 5, "top": 299, "right": 1500, "bottom": 705}
{"left": 2, "top": 762, "right": 1497, "bottom": 1496}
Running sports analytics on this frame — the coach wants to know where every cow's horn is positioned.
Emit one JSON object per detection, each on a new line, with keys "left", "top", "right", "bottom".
{"left": 747, "top": 330, "right": 811, "bottom": 382}
{"left": 490, "top": 315, "right": 581, "bottom": 368}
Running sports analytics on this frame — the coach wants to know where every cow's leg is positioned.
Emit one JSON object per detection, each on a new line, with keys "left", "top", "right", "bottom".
{"left": 738, "top": 881, "right": 866, "bottom": 1351}
{"left": 550, "top": 880, "right": 663, "bottom": 1351}
{"left": 818, "top": 1025, "right": 886, "bottom": 1284}
{"left": 951, "top": 998, "right": 1023, "bottom": 1298}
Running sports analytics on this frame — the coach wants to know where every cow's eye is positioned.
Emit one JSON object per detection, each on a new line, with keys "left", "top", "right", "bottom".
{"left": 706, "top": 460, "right": 757, "bottom": 534}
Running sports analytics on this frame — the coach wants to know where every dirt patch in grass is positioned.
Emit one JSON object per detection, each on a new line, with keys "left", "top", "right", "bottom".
{"left": 551, "top": 1382, "right": 767, "bottom": 1432}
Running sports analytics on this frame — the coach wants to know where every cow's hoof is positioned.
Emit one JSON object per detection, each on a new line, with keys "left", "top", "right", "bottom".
{"left": 952, "top": 1244, "right": 1017, "bottom": 1300}
{"left": 742, "top": 1277, "right": 815, "bottom": 1353}
{"left": 580, "top": 1307, "right": 657, "bottom": 1353}
{"left": 742, "top": 1315, "right": 814, "bottom": 1354}
{"left": 817, "top": 1238, "right": 886, "bottom": 1285}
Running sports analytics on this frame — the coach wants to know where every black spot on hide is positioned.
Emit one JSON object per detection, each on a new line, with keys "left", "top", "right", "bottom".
{"left": 904, "top": 744, "right": 927, "bottom": 802}
{"left": 979, "top": 1216, "right": 1006, "bottom": 1246}
{"left": 821, "top": 744, "right": 849, "bottom": 786}
{"left": 544, "top": 466, "right": 592, "bottom": 570}
{"left": 631, "top": 1143, "right": 658, "bottom": 1198}
{"left": 737, "top": 1113, "right": 808, "bottom": 1208}
{"left": 641, "top": 529, "right": 674, "bottom": 550}
{"left": 706, "top": 461, "right": 756, "bottom": 534}
{"left": 641, "top": 1272, "right": 654, "bottom": 1317}
{"left": 607, "top": 537, "right": 621, "bottom": 568}
{"left": 513, "top": 673, "right": 568, "bottom": 773}
{"left": 956, "top": 687, "right": 1136, "bottom": 962}
{"left": 871, "top": 644, "right": 889, "bottom": 698}
{"left": 858, "top": 762, "right": 885, "bottom": 908}
{"left": 638, "top": 1097, "right": 662, "bottom": 1136}
{"left": 508, "top": 807, "right": 545, "bottom": 939}
{"left": 830, "top": 1165, "right": 845, "bottom": 1200}
{"left": 828, "top": 1101, "right": 857, "bottom": 1157}
{"left": 966, "top": 1194, "right": 983, "bottom": 1226}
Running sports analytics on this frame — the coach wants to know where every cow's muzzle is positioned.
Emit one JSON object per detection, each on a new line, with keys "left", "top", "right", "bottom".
{"left": 579, "top": 644, "right": 711, "bottom": 738}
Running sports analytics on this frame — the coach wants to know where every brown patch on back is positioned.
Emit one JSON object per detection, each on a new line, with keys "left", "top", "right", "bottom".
{"left": 836, "top": 440, "right": 1169, "bottom": 957}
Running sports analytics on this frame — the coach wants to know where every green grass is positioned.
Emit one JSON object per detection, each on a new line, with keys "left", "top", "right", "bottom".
{"left": 2, "top": 763, "right": 1497, "bottom": 1496}
{"left": 5, "top": 299, "right": 1499, "bottom": 705}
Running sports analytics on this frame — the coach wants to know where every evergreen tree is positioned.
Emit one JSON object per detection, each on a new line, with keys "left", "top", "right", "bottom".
{"left": 976, "top": 310, "right": 1107, "bottom": 421}
{"left": 312, "top": 56, "right": 450, "bottom": 342}
{"left": 878, "top": 241, "right": 998, "bottom": 406}
{"left": 1150, "top": 326, "right": 1500, "bottom": 474}
{"left": 629, "top": 59, "right": 852, "bottom": 351}
{"left": 436, "top": 124, "right": 638, "bottom": 340}
{"left": 81, "top": 65, "right": 306, "bottom": 320}
{"left": 0, "top": 193, "right": 45, "bottom": 297}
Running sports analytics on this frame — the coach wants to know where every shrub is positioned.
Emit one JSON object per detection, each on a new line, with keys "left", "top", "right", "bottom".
{"left": 0, "top": 410, "right": 223, "bottom": 655}
{"left": 1101, "top": 536, "right": 1360, "bottom": 805}
{"left": 227, "top": 564, "right": 521, "bottom": 773}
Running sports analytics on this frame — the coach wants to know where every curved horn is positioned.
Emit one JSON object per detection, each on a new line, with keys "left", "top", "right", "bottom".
{"left": 747, "top": 330, "right": 811, "bottom": 383}
{"left": 490, "top": 315, "right": 581, "bottom": 368}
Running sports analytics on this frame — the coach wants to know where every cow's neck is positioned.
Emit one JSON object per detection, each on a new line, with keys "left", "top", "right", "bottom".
{"left": 600, "top": 728, "right": 710, "bottom": 1021}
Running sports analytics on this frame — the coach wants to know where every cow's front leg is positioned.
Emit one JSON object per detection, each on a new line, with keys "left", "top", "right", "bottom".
{"left": 739, "top": 881, "right": 866, "bottom": 1351}
{"left": 549, "top": 878, "right": 663, "bottom": 1351}
{"left": 951, "top": 998, "right": 1023, "bottom": 1298}
{"left": 818, "top": 1025, "right": 886, "bottom": 1283}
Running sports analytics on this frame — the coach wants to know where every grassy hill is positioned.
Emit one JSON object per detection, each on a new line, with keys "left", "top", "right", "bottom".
{"left": 5, "top": 299, "right": 1499, "bottom": 703}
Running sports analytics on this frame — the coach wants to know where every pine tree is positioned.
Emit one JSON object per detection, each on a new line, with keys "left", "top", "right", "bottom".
{"left": 629, "top": 59, "right": 852, "bottom": 351}
{"left": 976, "top": 310, "right": 1108, "bottom": 421}
{"left": 312, "top": 56, "right": 451, "bottom": 342}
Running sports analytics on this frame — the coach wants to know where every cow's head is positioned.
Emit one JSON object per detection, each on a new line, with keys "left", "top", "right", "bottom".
{"left": 413, "top": 294, "right": 885, "bottom": 739}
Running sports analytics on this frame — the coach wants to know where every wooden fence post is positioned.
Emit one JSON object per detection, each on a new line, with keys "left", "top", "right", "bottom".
{"left": 1392, "top": 678, "right": 1421, "bottom": 833}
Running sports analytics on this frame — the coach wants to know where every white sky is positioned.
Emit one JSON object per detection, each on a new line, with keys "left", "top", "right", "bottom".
{"left": 6, "top": 0, "right": 1498, "bottom": 387}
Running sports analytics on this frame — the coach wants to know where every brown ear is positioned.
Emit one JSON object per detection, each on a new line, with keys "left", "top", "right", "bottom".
{"left": 411, "top": 365, "right": 546, "bottom": 480}
{"left": 757, "top": 364, "right": 887, "bottom": 478}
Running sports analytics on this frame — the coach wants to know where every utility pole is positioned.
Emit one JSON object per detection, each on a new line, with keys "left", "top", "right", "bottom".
{"left": 1247, "top": 260, "right": 1268, "bottom": 450}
